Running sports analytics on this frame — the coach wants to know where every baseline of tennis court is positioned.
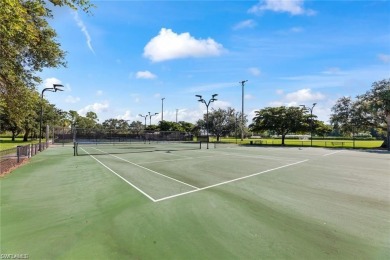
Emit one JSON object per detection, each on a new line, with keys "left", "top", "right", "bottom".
{"left": 79, "top": 145, "right": 340, "bottom": 202}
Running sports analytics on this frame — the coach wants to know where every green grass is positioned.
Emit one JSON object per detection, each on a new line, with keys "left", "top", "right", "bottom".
{"left": 1, "top": 145, "right": 389, "bottom": 259}
{"left": 215, "top": 137, "right": 384, "bottom": 149}
{"left": 0, "top": 137, "right": 40, "bottom": 151}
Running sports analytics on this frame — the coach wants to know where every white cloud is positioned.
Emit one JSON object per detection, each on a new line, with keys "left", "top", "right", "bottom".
{"left": 136, "top": 71, "right": 157, "bottom": 79}
{"left": 96, "top": 90, "right": 103, "bottom": 96}
{"left": 233, "top": 20, "right": 257, "bottom": 30}
{"left": 245, "top": 94, "right": 255, "bottom": 100}
{"left": 276, "top": 89, "right": 284, "bottom": 95}
{"left": 378, "top": 53, "right": 390, "bottom": 63}
{"left": 116, "top": 110, "right": 132, "bottom": 120}
{"left": 249, "top": 0, "right": 316, "bottom": 16}
{"left": 78, "top": 102, "right": 109, "bottom": 116}
{"left": 290, "top": 27, "right": 304, "bottom": 33}
{"left": 285, "top": 88, "right": 325, "bottom": 102}
{"left": 248, "top": 67, "right": 261, "bottom": 76}
{"left": 143, "top": 28, "right": 225, "bottom": 62}
{"left": 43, "top": 77, "right": 62, "bottom": 89}
{"left": 322, "top": 67, "right": 343, "bottom": 75}
{"left": 72, "top": 11, "right": 95, "bottom": 54}
{"left": 65, "top": 95, "right": 80, "bottom": 103}
{"left": 268, "top": 101, "right": 284, "bottom": 107}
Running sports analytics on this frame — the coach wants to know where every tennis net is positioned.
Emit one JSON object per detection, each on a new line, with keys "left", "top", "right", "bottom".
{"left": 75, "top": 140, "right": 202, "bottom": 156}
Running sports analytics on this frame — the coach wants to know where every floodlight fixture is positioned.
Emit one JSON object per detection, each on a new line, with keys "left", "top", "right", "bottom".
{"left": 53, "top": 84, "right": 64, "bottom": 91}
{"left": 148, "top": 112, "right": 159, "bottom": 125}
{"left": 300, "top": 103, "right": 317, "bottom": 147}
{"left": 39, "top": 83, "right": 64, "bottom": 151}
{"left": 139, "top": 114, "right": 148, "bottom": 128}
{"left": 195, "top": 94, "right": 219, "bottom": 149}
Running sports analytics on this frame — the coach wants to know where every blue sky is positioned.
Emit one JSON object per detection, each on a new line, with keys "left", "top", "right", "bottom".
{"left": 39, "top": 0, "right": 390, "bottom": 125}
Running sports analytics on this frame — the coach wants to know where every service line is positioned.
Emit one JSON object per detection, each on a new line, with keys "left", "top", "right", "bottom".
{"left": 154, "top": 159, "right": 309, "bottom": 202}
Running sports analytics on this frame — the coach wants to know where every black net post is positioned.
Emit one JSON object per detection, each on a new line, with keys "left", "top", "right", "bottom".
{"left": 73, "top": 142, "right": 77, "bottom": 156}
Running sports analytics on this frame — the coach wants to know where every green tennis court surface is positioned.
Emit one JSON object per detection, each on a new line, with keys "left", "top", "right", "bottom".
{"left": 1, "top": 144, "right": 389, "bottom": 259}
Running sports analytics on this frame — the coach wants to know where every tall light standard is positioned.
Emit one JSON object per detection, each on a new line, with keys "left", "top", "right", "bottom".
{"left": 239, "top": 80, "right": 248, "bottom": 141}
{"left": 138, "top": 114, "right": 148, "bottom": 129}
{"left": 196, "top": 94, "right": 218, "bottom": 149}
{"left": 39, "top": 84, "right": 63, "bottom": 151}
{"left": 300, "top": 103, "right": 317, "bottom": 147}
{"left": 161, "top": 98, "right": 165, "bottom": 122}
{"left": 148, "top": 112, "right": 158, "bottom": 126}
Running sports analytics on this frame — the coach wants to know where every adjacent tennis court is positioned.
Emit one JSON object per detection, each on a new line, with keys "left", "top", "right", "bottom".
{"left": 1, "top": 144, "right": 389, "bottom": 259}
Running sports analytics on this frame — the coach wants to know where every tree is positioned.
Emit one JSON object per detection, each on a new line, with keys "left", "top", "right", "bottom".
{"left": 330, "top": 79, "right": 390, "bottom": 149}
{"left": 207, "top": 107, "right": 236, "bottom": 141}
{"left": 129, "top": 121, "right": 143, "bottom": 136}
{"left": 314, "top": 121, "right": 332, "bottom": 138}
{"left": 358, "top": 79, "right": 390, "bottom": 149}
{"left": 250, "top": 106, "right": 306, "bottom": 145}
{"left": 0, "top": 0, "right": 93, "bottom": 141}
{"left": 329, "top": 97, "right": 358, "bottom": 136}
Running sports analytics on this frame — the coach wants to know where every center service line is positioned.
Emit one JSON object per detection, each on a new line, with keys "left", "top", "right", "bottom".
{"left": 81, "top": 147, "right": 156, "bottom": 202}
{"left": 155, "top": 159, "right": 309, "bottom": 202}
{"left": 94, "top": 148, "right": 200, "bottom": 190}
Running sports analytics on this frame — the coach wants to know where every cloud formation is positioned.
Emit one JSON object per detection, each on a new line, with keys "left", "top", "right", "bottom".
{"left": 65, "top": 95, "right": 80, "bottom": 103}
{"left": 78, "top": 102, "right": 109, "bottom": 116}
{"left": 116, "top": 110, "right": 132, "bottom": 120}
{"left": 43, "top": 77, "right": 62, "bottom": 89}
{"left": 378, "top": 53, "right": 390, "bottom": 63}
{"left": 136, "top": 71, "right": 157, "bottom": 79}
{"left": 285, "top": 88, "right": 325, "bottom": 103}
{"left": 248, "top": 67, "right": 261, "bottom": 76}
{"left": 73, "top": 11, "right": 95, "bottom": 54}
{"left": 143, "top": 28, "right": 224, "bottom": 62}
{"left": 249, "top": 0, "right": 315, "bottom": 16}
{"left": 233, "top": 20, "right": 257, "bottom": 30}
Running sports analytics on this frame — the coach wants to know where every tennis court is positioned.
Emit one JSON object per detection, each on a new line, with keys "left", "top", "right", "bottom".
{"left": 76, "top": 142, "right": 315, "bottom": 202}
{"left": 1, "top": 143, "right": 389, "bottom": 259}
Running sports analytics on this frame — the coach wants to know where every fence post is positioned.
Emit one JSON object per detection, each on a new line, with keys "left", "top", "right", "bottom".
{"left": 17, "top": 146, "right": 21, "bottom": 163}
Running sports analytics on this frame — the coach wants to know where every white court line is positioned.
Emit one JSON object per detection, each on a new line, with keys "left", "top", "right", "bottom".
{"left": 93, "top": 148, "right": 199, "bottom": 190}
{"left": 154, "top": 159, "right": 309, "bottom": 202}
{"left": 140, "top": 154, "right": 220, "bottom": 165}
{"left": 213, "top": 151, "right": 300, "bottom": 162}
{"left": 323, "top": 150, "right": 343, "bottom": 157}
{"left": 80, "top": 147, "right": 156, "bottom": 202}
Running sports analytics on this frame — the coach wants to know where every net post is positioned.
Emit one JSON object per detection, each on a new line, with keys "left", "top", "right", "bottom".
{"left": 73, "top": 142, "right": 77, "bottom": 156}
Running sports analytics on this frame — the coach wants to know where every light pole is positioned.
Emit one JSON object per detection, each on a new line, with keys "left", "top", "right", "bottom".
{"left": 300, "top": 103, "right": 317, "bottom": 147}
{"left": 239, "top": 80, "right": 248, "bottom": 141}
{"left": 39, "top": 84, "right": 64, "bottom": 151}
{"left": 176, "top": 109, "right": 178, "bottom": 123}
{"left": 138, "top": 114, "right": 148, "bottom": 129}
{"left": 161, "top": 98, "right": 165, "bottom": 122}
{"left": 196, "top": 94, "right": 218, "bottom": 149}
{"left": 148, "top": 112, "right": 158, "bottom": 126}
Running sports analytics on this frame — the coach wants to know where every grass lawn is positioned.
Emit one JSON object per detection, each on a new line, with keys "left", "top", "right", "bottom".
{"left": 217, "top": 138, "right": 384, "bottom": 149}
{"left": 0, "top": 138, "right": 40, "bottom": 150}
